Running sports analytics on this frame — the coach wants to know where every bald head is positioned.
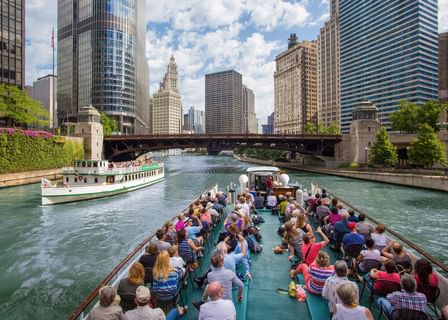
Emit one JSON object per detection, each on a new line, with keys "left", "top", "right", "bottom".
{"left": 207, "top": 281, "right": 223, "bottom": 300}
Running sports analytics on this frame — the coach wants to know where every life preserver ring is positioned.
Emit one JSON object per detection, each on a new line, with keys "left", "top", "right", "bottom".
{"left": 78, "top": 176, "right": 83, "bottom": 180}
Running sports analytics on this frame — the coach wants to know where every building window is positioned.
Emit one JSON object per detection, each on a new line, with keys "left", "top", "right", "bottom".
{"left": 84, "top": 178, "right": 88, "bottom": 183}
{"left": 94, "top": 177, "right": 98, "bottom": 183}
{"left": 75, "top": 178, "right": 78, "bottom": 183}
{"left": 66, "top": 177, "right": 69, "bottom": 183}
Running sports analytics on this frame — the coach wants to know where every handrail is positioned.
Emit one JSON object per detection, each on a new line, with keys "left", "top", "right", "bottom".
{"left": 312, "top": 182, "right": 448, "bottom": 274}
{"left": 68, "top": 184, "right": 218, "bottom": 320}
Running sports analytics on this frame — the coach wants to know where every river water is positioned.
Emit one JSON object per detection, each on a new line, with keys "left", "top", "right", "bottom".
{"left": 0, "top": 155, "right": 447, "bottom": 319}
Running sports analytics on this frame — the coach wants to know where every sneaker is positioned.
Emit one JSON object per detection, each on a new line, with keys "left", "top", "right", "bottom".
{"left": 192, "top": 300, "right": 203, "bottom": 310}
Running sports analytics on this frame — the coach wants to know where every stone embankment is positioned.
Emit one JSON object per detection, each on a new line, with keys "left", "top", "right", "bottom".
{"left": 235, "top": 155, "right": 448, "bottom": 193}
{"left": 0, "top": 169, "right": 62, "bottom": 188}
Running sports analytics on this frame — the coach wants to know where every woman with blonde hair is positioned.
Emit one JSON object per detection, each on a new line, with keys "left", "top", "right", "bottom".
{"left": 117, "top": 262, "right": 145, "bottom": 312}
{"left": 296, "top": 212, "right": 313, "bottom": 236}
{"left": 333, "top": 283, "right": 373, "bottom": 319}
{"left": 296, "top": 251, "right": 335, "bottom": 295}
{"left": 152, "top": 250, "right": 179, "bottom": 302}
{"left": 284, "top": 221, "right": 305, "bottom": 261}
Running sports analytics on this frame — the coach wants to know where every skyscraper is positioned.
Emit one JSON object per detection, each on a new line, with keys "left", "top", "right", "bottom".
{"left": 339, "top": 0, "right": 439, "bottom": 132}
{"left": 151, "top": 56, "right": 182, "bottom": 134}
{"left": 32, "top": 75, "right": 57, "bottom": 128}
{"left": 317, "top": 0, "right": 340, "bottom": 128}
{"left": 205, "top": 70, "right": 243, "bottom": 134}
{"left": 274, "top": 35, "right": 318, "bottom": 134}
{"left": 262, "top": 112, "right": 275, "bottom": 134}
{"left": 242, "top": 85, "right": 256, "bottom": 133}
{"left": 57, "top": 0, "right": 149, "bottom": 134}
{"left": 0, "top": 0, "right": 25, "bottom": 88}
{"left": 440, "top": 32, "right": 448, "bottom": 103}
{"left": 186, "top": 106, "right": 205, "bottom": 133}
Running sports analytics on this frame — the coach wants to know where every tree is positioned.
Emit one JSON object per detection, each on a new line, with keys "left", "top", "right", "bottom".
{"left": 417, "top": 100, "right": 443, "bottom": 130}
{"left": 327, "top": 122, "right": 340, "bottom": 134}
{"left": 408, "top": 124, "right": 446, "bottom": 168}
{"left": 369, "top": 126, "right": 398, "bottom": 167}
{"left": 304, "top": 122, "right": 317, "bottom": 134}
{"left": 0, "top": 84, "right": 49, "bottom": 127}
{"left": 100, "top": 112, "right": 118, "bottom": 136}
{"left": 390, "top": 101, "right": 419, "bottom": 133}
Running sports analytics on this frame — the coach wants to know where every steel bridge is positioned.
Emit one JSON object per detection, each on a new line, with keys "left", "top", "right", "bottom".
{"left": 103, "top": 133, "right": 342, "bottom": 160}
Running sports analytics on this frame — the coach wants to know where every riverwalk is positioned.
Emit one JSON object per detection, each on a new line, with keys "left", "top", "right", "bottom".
{"left": 0, "top": 168, "right": 62, "bottom": 188}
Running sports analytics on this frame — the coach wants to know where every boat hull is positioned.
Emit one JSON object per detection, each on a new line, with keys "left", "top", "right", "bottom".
{"left": 42, "top": 175, "right": 164, "bottom": 205}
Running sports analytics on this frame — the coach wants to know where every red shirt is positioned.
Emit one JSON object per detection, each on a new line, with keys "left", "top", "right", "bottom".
{"left": 301, "top": 242, "right": 323, "bottom": 265}
{"left": 415, "top": 273, "right": 438, "bottom": 287}
{"left": 374, "top": 271, "right": 400, "bottom": 291}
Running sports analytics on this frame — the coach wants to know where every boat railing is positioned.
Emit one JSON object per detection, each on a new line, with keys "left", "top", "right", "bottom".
{"left": 62, "top": 164, "right": 163, "bottom": 176}
{"left": 68, "top": 184, "right": 218, "bottom": 320}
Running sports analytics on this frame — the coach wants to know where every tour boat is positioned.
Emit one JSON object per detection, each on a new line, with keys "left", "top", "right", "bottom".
{"left": 41, "top": 159, "right": 164, "bottom": 205}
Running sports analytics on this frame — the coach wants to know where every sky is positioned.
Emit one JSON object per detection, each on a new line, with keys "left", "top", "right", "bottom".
{"left": 25, "top": 0, "right": 448, "bottom": 124}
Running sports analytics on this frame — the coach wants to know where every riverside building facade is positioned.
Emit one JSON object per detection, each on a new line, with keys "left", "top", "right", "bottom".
{"left": 32, "top": 75, "right": 57, "bottom": 128}
{"left": 274, "top": 35, "right": 318, "bottom": 134}
{"left": 339, "top": 0, "right": 439, "bottom": 132}
{"left": 317, "top": 0, "right": 340, "bottom": 129}
{"left": 440, "top": 32, "right": 448, "bottom": 103}
{"left": 243, "top": 85, "right": 257, "bottom": 133}
{"left": 57, "top": 0, "right": 149, "bottom": 134}
{"left": 205, "top": 70, "right": 243, "bottom": 134}
{"left": 0, "top": 0, "right": 25, "bottom": 88}
{"left": 151, "top": 56, "right": 182, "bottom": 134}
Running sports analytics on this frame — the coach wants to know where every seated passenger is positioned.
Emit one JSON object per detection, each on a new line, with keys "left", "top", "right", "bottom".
{"left": 332, "top": 283, "right": 373, "bottom": 320}
{"left": 414, "top": 258, "right": 438, "bottom": 287}
{"left": 324, "top": 207, "right": 342, "bottom": 234}
{"left": 369, "top": 260, "right": 400, "bottom": 292}
{"left": 355, "top": 214, "right": 374, "bottom": 239}
{"left": 216, "top": 234, "right": 247, "bottom": 274}
{"left": 152, "top": 229, "right": 171, "bottom": 252}
{"left": 300, "top": 226, "right": 329, "bottom": 266}
{"left": 333, "top": 212, "right": 350, "bottom": 247}
{"left": 87, "top": 286, "right": 124, "bottom": 320}
{"left": 168, "top": 245, "right": 186, "bottom": 279}
{"left": 253, "top": 191, "right": 265, "bottom": 209}
{"left": 323, "top": 260, "right": 359, "bottom": 314}
{"left": 265, "top": 192, "right": 277, "bottom": 209}
{"left": 371, "top": 224, "right": 390, "bottom": 250}
{"left": 139, "top": 244, "right": 159, "bottom": 284}
{"left": 124, "top": 286, "right": 186, "bottom": 320}
{"left": 175, "top": 213, "right": 186, "bottom": 232}
{"left": 117, "top": 262, "right": 145, "bottom": 312}
{"left": 224, "top": 212, "right": 244, "bottom": 234}
{"left": 316, "top": 199, "right": 331, "bottom": 226}
{"left": 177, "top": 229, "right": 201, "bottom": 268}
{"left": 342, "top": 222, "right": 365, "bottom": 249}
{"left": 207, "top": 251, "right": 243, "bottom": 301}
{"left": 284, "top": 221, "right": 305, "bottom": 262}
{"left": 198, "top": 281, "right": 236, "bottom": 320}
{"left": 163, "top": 221, "right": 177, "bottom": 245}
{"left": 152, "top": 251, "right": 180, "bottom": 302}
{"left": 185, "top": 215, "right": 204, "bottom": 247}
{"left": 377, "top": 274, "right": 427, "bottom": 318}
{"left": 381, "top": 241, "right": 412, "bottom": 272}
{"left": 347, "top": 209, "right": 359, "bottom": 223}
{"left": 296, "top": 212, "right": 313, "bottom": 236}
{"left": 296, "top": 252, "right": 335, "bottom": 295}
{"left": 200, "top": 207, "right": 212, "bottom": 231}
{"left": 357, "top": 238, "right": 382, "bottom": 273}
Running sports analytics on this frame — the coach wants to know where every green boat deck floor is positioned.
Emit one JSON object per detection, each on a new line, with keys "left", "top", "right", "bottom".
{"left": 247, "top": 209, "right": 311, "bottom": 320}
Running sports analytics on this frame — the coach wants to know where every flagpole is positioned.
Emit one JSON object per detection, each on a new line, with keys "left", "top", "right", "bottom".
{"left": 52, "top": 27, "right": 55, "bottom": 130}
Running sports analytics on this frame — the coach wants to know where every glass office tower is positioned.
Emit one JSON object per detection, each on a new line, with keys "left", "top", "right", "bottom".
{"left": 339, "top": 0, "right": 438, "bottom": 132}
{"left": 57, "top": 0, "right": 149, "bottom": 134}
{"left": 0, "top": 0, "right": 25, "bottom": 88}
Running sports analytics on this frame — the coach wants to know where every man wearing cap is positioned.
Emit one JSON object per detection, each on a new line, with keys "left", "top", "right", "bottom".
{"left": 342, "top": 222, "right": 365, "bottom": 249}
{"left": 198, "top": 281, "right": 236, "bottom": 320}
{"left": 124, "top": 286, "right": 185, "bottom": 320}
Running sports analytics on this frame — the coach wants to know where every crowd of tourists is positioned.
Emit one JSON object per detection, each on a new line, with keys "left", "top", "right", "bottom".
{"left": 87, "top": 189, "right": 264, "bottom": 320}
{"left": 275, "top": 188, "right": 446, "bottom": 320}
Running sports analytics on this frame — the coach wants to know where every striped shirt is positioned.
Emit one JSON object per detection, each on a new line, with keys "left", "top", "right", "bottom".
{"left": 308, "top": 264, "right": 335, "bottom": 295}
{"left": 387, "top": 290, "right": 427, "bottom": 312}
{"left": 178, "top": 239, "right": 196, "bottom": 264}
{"left": 152, "top": 271, "right": 179, "bottom": 299}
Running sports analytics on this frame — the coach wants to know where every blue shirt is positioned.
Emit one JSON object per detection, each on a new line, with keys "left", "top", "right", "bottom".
{"left": 186, "top": 226, "right": 202, "bottom": 240}
{"left": 342, "top": 233, "right": 365, "bottom": 248}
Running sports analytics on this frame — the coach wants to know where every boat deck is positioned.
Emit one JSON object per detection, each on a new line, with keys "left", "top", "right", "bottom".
{"left": 179, "top": 206, "right": 385, "bottom": 320}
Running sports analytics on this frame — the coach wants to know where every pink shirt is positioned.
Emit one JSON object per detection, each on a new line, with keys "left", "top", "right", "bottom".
{"left": 302, "top": 242, "right": 323, "bottom": 265}
{"left": 175, "top": 220, "right": 185, "bottom": 232}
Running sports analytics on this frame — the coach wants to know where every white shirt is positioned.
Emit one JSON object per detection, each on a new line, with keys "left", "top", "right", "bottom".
{"left": 198, "top": 299, "right": 236, "bottom": 320}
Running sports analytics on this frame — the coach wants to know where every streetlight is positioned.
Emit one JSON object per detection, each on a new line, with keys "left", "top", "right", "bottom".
{"left": 364, "top": 146, "right": 369, "bottom": 165}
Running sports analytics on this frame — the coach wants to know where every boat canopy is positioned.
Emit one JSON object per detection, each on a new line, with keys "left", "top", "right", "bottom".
{"left": 246, "top": 166, "right": 280, "bottom": 174}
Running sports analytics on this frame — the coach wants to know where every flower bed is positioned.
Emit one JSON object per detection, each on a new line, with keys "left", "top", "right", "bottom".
{"left": 0, "top": 128, "right": 53, "bottom": 139}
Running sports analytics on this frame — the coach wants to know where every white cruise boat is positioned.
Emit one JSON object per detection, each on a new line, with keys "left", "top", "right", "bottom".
{"left": 41, "top": 159, "right": 164, "bottom": 205}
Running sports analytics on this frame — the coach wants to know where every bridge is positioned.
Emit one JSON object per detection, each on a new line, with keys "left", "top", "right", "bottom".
{"left": 103, "top": 133, "right": 343, "bottom": 160}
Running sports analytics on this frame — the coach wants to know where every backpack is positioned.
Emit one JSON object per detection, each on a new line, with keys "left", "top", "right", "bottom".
{"left": 246, "top": 234, "right": 263, "bottom": 253}
{"left": 247, "top": 226, "right": 262, "bottom": 242}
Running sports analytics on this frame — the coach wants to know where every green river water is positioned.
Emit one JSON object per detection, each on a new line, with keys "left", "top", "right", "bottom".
{"left": 0, "top": 155, "right": 447, "bottom": 319}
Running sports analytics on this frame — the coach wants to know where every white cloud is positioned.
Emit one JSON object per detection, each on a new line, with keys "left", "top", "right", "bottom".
{"left": 440, "top": 0, "right": 448, "bottom": 32}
